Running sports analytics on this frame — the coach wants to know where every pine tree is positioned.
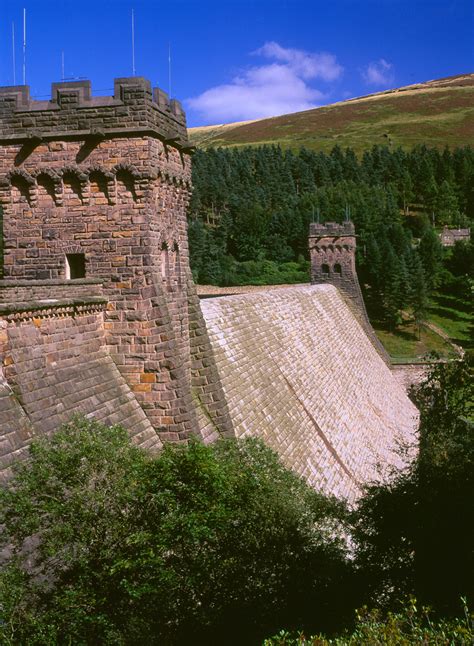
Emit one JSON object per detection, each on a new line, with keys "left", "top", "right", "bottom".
{"left": 382, "top": 247, "right": 405, "bottom": 328}
{"left": 408, "top": 253, "right": 429, "bottom": 340}
{"left": 418, "top": 228, "right": 443, "bottom": 291}
{"left": 435, "top": 180, "right": 460, "bottom": 226}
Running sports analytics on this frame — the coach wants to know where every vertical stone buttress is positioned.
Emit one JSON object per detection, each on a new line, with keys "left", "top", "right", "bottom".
{"left": 309, "top": 222, "right": 390, "bottom": 364}
{"left": 0, "top": 78, "right": 233, "bottom": 442}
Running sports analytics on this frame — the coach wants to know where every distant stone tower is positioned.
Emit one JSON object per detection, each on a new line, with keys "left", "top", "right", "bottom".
{"left": 0, "top": 77, "right": 232, "bottom": 443}
{"left": 309, "top": 222, "right": 358, "bottom": 297}
{"left": 309, "top": 221, "right": 390, "bottom": 363}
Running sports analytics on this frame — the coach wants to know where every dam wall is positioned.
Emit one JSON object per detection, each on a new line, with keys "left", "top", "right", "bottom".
{"left": 0, "top": 279, "right": 420, "bottom": 499}
{"left": 201, "top": 285, "right": 418, "bottom": 501}
{"left": 0, "top": 77, "right": 419, "bottom": 501}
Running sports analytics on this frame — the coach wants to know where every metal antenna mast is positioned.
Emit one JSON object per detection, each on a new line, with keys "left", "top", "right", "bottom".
{"left": 131, "top": 9, "right": 136, "bottom": 75}
{"left": 61, "top": 51, "right": 65, "bottom": 81}
{"left": 22, "top": 8, "right": 26, "bottom": 85}
{"left": 168, "top": 42, "right": 172, "bottom": 97}
{"left": 12, "top": 22, "right": 16, "bottom": 85}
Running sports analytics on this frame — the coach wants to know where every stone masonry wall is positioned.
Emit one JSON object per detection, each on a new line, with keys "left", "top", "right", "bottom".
{"left": 391, "top": 363, "right": 431, "bottom": 391}
{"left": 201, "top": 285, "right": 418, "bottom": 502}
{"left": 0, "top": 278, "right": 103, "bottom": 303}
{"left": 0, "top": 371, "right": 34, "bottom": 481}
{"left": 0, "top": 284, "right": 161, "bottom": 481}
{"left": 0, "top": 78, "right": 233, "bottom": 445}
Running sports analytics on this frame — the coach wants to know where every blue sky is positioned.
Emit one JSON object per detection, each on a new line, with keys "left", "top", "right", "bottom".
{"left": 1, "top": 0, "right": 472, "bottom": 127}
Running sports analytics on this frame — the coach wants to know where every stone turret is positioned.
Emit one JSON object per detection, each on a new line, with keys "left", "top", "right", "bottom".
{"left": 0, "top": 77, "right": 232, "bottom": 445}
{"left": 309, "top": 221, "right": 357, "bottom": 295}
{"left": 309, "top": 221, "right": 390, "bottom": 364}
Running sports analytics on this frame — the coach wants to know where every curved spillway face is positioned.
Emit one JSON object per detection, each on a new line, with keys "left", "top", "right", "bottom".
{"left": 200, "top": 284, "right": 419, "bottom": 502}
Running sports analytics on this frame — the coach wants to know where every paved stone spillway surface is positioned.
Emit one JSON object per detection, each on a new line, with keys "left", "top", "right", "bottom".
{"left": 201, "top": 284, "right": 418, "bottom": 501}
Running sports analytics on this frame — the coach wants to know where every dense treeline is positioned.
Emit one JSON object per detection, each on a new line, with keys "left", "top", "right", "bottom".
{"left": 189, "top": 144, "right": 474, "bottom": 325}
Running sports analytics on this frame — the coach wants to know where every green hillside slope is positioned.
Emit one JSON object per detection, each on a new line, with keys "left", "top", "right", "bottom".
{"left": 189, "top": 74, "right": 474, "bottom": 154}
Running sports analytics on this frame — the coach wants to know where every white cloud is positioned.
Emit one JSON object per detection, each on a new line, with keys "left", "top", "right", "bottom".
{"left": 362, "top": 59, "right": 394, "bottom": 87}
{"left": 254, "top": 42, "right": 343, "bottom": 81}
{"left": 187, "top": 42, "right": 343, "bottom": 124}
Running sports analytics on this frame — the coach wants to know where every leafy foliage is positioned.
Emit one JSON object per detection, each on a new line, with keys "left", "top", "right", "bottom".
{"left": 264, "top": 598, "right": 473, "bottom": 645}
{"left": 1, "top": 355, "right": 473, "bottom": 644}
{"left": 0, "top": 417, "right": 350, "bottom": 645}
{"left": 351, "top": 354, "right": 474, "bottom": 615}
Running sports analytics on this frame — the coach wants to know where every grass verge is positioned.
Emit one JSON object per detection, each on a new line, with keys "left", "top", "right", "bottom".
{"left": 374, "top": 320, "right": 457, "bottom": 363}
{"left": 427, "top": 289, "right": 473, "bottom": 350}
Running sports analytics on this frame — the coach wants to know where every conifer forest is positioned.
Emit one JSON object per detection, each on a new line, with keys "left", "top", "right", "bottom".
{"left": 188, "top": 145, "right": 474, "bottom": 328}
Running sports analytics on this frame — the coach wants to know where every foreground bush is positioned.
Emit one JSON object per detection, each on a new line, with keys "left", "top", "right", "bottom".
{"left": 0, "top": 418, "right": 349, "bottom": 645}
{"left": 264, "top": 598, "right": 473, "bottom": 645}
{"left": 351, "top": 354, "right": 474, "bottom": 615}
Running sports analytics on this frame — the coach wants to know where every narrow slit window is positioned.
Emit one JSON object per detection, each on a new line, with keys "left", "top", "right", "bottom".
{"left": 161, "top": 243, "right": 170, "bottom": 283}
{"left": 173, "top": 242, "right": 181, "bottom": 286}
{"left": 65, "top": 253, "right": 86, "bottom": 279}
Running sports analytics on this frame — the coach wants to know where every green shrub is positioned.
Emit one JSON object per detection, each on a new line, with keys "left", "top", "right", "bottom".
{"left": 263, "top": 598, "right": 473, "bottom": 645}
{"left": 351, "top": 355, "right": 474, "bottom": 615}
{"left": 0, "top": 417, "right": 349, "bottom": 645}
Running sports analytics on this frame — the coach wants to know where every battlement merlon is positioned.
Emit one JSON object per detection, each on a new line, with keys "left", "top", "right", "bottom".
{"left": 0, "top": 77, "right": 192, "bottom": 150}
{"left": 309, "top": 221, "right": 356, "bottom": 238}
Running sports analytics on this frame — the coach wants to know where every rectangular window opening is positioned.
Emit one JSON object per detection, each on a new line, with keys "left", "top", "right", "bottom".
{"left": 65, "top": 253, "right": 86, "bottom": 279}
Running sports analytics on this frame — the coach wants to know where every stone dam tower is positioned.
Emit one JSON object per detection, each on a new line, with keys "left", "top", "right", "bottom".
{"left": 0, "top": 77, "right": 232, "bottom": 463}
{"left": 0, "top": 78, "right": 417, "bottom": 501}
{"left": 309, "top": 221, "right": 360, "bottom": 303}
{"left": 309, "top": 221, "right": 389, "bottom": 363}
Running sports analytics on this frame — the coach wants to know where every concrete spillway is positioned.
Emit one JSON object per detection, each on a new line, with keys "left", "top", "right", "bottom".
{"left": 201, "top": 284, "right": 418, "bottom": 501}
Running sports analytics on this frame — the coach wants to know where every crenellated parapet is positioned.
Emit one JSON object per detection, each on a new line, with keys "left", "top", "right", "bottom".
{"left": 0, "top": 77, "right": 190, "bottom": 150}
{"left": 309, "top": 221, "right": 356, "bottom": 238}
